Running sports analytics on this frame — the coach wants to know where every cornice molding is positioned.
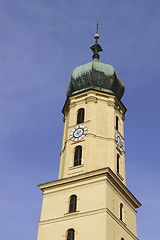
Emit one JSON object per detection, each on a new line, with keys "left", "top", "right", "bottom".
{"left": 69, "top": 102, "right": 76, "bottom": 108}
{"left": 38, "top": 206, "right": 138, "bottom": 240}
{"left": 62, "top": 89, "right": 127, "bottom": 115}
{"left": 38, "top": 207, "right": 106, "bottom": 226}
{"left": 38, "top": 167, "right": 141, "bottom": 209}
{"left": 108, "top": 100, "right": 115, "bottom": 107}
{"left": 85, "top": 96, "right": 98, "bottom": 103}
{"left": 87, "top": 133, "right": 115, "bottom": 141}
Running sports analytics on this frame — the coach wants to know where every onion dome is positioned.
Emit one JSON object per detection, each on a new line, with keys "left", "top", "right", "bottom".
{"left": 66, "top": 23, "right": 125, "bottom": 100}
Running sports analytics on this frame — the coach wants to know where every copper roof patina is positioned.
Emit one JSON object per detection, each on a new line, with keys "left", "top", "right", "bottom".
{"left": 66, "top": 60, "right": 124, "bottom": 99}
{"left": 66, "top": 23, "right": 125, "bottom": 100}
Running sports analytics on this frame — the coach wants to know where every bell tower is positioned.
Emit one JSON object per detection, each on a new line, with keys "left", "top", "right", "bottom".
{"left": 37, "top": 25, "right": 141, "bottom": 240}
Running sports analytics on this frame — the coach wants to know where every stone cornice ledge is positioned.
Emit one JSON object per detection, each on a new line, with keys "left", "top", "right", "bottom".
{"left": 62, "top": 89, "right": 127, "bottom": 115}
{"left": 38, "top": 167, "right": 141, "bottom": 209}
{"left": 38, "top": 207, "right": 105, "bottom": 226}
{"left": 38, "top": 207, "right": 138, "bottom": 240}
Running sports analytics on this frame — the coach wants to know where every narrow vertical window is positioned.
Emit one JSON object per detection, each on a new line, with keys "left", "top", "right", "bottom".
{"left": 74, "top": 146, "right": 82, "bottom": 166}
{"left": 117, "top": 154, "right": 120, "bottom": 174}
{"left": 67, "top": 228, "right": 75, "bottom": 240}
{"left": 69, "top": 195, "right": 77, "bottom": 213}
{"left": 77, "top": 108, "right": 85, "bottom": 124}
{"left": 116, "top": 116, "right": 119, "bottom": 130}
{"left": 120, "top": 203, "right": 123, "bottom": 221}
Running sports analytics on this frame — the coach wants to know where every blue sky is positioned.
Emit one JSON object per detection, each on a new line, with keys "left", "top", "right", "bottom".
{"left": 0, "top": 0, "right": 160, "bottom": 239}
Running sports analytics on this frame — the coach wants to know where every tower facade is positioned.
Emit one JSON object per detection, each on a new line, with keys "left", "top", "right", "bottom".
{"left": 37, "top": 30, "right": 141, "bottom": 240}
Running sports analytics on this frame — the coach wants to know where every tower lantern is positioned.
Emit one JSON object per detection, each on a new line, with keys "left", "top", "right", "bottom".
{"left": 37, "top": 26, "right": 141, "bottom": 240}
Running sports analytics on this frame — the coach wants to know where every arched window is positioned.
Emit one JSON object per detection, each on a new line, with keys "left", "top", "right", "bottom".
{"left": 69, "top": 195, "right": 77, "bottom": 213}
{"left": 77, "top": 108, "right": 85, "bottom": 124}
{"left": 116, "top": 116, "right": 119, "bottom": 130}
{"left": 117, "top": 154, "right": 120, "bottom": 173}
{"left": 120, "top": 203, "right": 123, "bottom": 221}
{"left": 121, "top": 238, "right": 124, "bottom": 240}
{"left": 74, "top": 146, "right": 82, "bottom": 166}
{"left": 67, "top": 228, "right": 75, "bottom": 240}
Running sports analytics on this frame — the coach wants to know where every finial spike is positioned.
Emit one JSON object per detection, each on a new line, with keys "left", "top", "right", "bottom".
{"left": 96, "top": 21, "right": 99, "bottom": 34}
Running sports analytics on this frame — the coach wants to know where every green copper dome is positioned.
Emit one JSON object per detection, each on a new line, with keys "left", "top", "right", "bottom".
{"left": 66, "top": 25, "right": 125, "bottom": 100}
{"left": 66, "top": 60, "right": 125, "bottom": 100}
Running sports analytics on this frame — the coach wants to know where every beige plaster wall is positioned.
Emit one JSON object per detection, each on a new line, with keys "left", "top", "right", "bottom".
{"left": 38, "top": 172, "right": 138, "bottom": 240}
{"left": 59, "top": 90, "right": 126, "bottom": 184}
{"left": 37, "top": 90, "right": 140, "bottom": 240}
{"left": 38, "top": 212, "right": 106, "bottom": 240}
{"left": 106, "top": 182, "right": 137, "bottom": 235}
{"left": 40, "top": 176, "right": 106, "bottom": 221}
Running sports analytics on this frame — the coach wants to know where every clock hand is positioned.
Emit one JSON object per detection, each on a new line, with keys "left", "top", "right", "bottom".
{"left": 77, "top": 130, "right": 81, "bottom": 136}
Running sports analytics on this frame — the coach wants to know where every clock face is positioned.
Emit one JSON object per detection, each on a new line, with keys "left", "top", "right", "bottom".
{"left": 116, "top": 132, "right": 124, "bottom": 153}
{"left": 70, "top": 125, "right": 88, "bottom": 142}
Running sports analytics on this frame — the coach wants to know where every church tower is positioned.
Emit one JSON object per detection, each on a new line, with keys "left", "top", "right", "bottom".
{"left": 37, "top": 26, "right": 141, "bottom": 240}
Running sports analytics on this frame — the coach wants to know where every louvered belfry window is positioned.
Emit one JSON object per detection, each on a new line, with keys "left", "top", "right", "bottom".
{"left": 69, "top": 195, "right": 77, "bottom": 213}
{"left": 74, "top": 146, "right": 82, "bottom": 166}
{"left": 77, "top": 108, "right": 84, "bottom": 124}
{"left": 67, "top": 228, "right": 75, "bottom": 240}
